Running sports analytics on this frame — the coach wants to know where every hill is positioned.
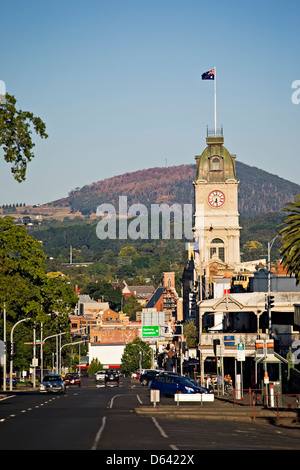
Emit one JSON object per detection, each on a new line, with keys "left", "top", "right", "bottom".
{"left": 51, "top": 161, "right": 300, "bottom": 216}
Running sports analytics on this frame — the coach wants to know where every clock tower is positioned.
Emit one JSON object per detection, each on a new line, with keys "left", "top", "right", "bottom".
{"left": 193, "top": 129, "right": 241, "bottom": 278}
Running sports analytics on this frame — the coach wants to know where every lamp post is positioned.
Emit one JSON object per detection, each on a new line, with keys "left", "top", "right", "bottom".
{"left": 267, "top": 236, "right": 279, "bottom": 337}
{"left": 9, "top": 318, "right": 31, "bottom": 391}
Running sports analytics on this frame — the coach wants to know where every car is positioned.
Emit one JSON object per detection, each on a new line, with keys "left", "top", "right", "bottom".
{"left": 39, "top": 374, "right": 66, "bottom": 394}
{"left": 0, "top": 377, "right": 17, "bottom": 388}
{"left": 150, "top": 373, "right": 211, "bottom": 396}
{"left": 139, "top": 370, "right": 160, "bottom": 386}
{"left": 185, "top": 377, "right": 213, "bottom": 394}
{"left": 95, "top": 370, "right": 106, "bottom": 382}
{"left": 105, "top": 370, "right": 119, "bottom": 386}
{"left": 64, "top": 373, "right": 81, "bottom": 387}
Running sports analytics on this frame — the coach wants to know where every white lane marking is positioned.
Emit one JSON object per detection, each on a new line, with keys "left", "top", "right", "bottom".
{"left": 107, "top": 394, "right": 124, "bottom": 409}
{"left": 91, "top": 416, "right": 106, "bottom": 450}
{"left": 136, "top": 394, "right": 143, "bottom": 404}
{"left": 0, "top": 395, "right": 16, "bottom": 401}
{"left": 151, "top": 417, "right": 168, "bottom": 439}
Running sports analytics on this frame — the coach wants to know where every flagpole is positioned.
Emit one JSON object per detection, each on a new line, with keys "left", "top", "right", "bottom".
{"left": 214, "top": 66, "right": 217, "bottom": 136}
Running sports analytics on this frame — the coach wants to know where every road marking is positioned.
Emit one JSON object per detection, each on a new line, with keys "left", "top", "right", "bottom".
{"left": 91, "top": 416, "right": 106, "bottom": 450}
{"left": 0, "top": 395, "right": 16, "bottom": 401}
{"left": 151, "top": 417, "right": 168, "bottom": 438}
{"left": 107, "top": 394, "right": 124, "bottom": 409}
{"left": 136, "top": 394, "right": 143, "bottom": 404}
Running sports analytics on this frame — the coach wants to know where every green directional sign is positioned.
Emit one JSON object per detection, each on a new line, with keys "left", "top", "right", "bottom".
{"left": 142, "top": 325, "right": 159, "bottom": 337}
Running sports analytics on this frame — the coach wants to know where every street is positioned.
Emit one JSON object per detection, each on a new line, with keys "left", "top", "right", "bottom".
{"left": 0, "top": 376, "right": 299, "bottom": 452}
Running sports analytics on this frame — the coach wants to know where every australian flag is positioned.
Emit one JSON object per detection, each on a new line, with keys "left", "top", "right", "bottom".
{"left": 202, "top": 69, "right": 215, "bottom": 80}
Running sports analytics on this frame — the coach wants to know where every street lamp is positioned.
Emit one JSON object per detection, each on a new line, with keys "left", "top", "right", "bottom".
{"left": 267, "top": 235, "right": 280, "bottom": 337}
{"left": 9, "top": 318, "right": 31, "bottom": 391}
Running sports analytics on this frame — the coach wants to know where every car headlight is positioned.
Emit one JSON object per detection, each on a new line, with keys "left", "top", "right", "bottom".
{"left": 184, "top": 386, "right": 194, "bottom": 392}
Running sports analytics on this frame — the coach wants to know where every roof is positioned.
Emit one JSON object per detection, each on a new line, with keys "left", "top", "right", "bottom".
{"left": 145, "top": 287, "right": 166, "bottom": 308}
{"left": 195, "top": 136, "right": 237, "bottom": 182}
{"left": 199, "top": 292, "right": 300, "bottom": 310}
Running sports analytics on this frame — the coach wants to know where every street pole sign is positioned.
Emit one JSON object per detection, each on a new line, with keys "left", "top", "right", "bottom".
{"left": 0, "top": 340, "right": 5, "bottom": 366}
{"left": 237, "top": 342, "right": 245, "bottom": 361}
{"left": 142, "top": 325, "right": 159, "bottom": 338}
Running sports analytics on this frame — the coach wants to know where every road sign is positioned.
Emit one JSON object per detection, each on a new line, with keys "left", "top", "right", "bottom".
{"left": 142, "top": 325, "right": 159, "bottom": 337}
{"left": 0, "top": 340, "right": 5, "bottom": 365}
{"left": 237, "top": 342, "right": 245, "bottom": 361}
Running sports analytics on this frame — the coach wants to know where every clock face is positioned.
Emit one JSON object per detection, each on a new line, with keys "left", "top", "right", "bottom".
{"left": 208, "top": 190, "right": 225, "bottom": 208}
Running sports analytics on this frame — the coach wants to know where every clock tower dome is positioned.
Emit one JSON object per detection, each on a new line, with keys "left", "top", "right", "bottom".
{"left": 193, "top": 129, "right": 241, "bottom": 276}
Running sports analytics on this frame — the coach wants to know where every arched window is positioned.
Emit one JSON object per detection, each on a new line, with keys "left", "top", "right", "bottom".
{"left": 212, "top": 157, "right": 220, "bottom": 170}
{"left": 210, "top": 238, "right": 225, "bottom": 262}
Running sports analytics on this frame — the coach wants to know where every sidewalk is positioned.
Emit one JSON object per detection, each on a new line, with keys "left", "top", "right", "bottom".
{"left": 135, "top": 394, "right": 300, "bottom": 428}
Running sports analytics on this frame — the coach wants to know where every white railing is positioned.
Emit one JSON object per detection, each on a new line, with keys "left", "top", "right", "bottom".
{"left": 199, "top": 332, "right": 269, "bottom": 347}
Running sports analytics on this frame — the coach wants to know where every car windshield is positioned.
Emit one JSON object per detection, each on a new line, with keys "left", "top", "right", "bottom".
{"left": 43, "top": 375, "right": 61, "bottom": 382}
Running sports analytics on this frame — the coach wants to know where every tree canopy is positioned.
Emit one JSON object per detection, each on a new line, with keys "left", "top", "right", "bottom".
{"left": 120, "top": 338, "right": 152, "bottom": 375}
{"left": 279, "top": 195, "right": 300, "bottom": 283}
{"left": 0, "top": 218, "right": 78, "bottom": 370}
{"left": 0, "top": 93, "right": 48, "bottom": 182}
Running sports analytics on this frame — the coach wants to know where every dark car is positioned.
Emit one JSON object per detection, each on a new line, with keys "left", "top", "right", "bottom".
{"left": 0, "top": 377, "right": 17, "bottom": 388}
{"left": 150, "top": 373, "right": 211, "bottom": 396}
{"left": 64, "top": 373, "right": 81, "bottom": 387}
{"left": 105, "top": 370, "right": 119, "bottom": 386}
{"left": 139, "top": 370, "right": 160, "bottom": 386}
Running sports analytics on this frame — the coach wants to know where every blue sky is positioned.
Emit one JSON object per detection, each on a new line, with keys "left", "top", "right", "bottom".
{"left": 0, "top": 0, "right": 299, "bottom": 205}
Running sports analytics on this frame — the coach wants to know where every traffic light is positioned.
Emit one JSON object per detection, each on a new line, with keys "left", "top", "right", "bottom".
{"left": 267, "top": 295, "right": 275, "bottom": 310}
{"left": 192, "top": 281, "right": 198, "bottom": 292}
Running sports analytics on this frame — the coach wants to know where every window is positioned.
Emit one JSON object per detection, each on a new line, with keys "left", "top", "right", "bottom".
{"left": 210, "top": 238, "right": 225, "bottom": 262}
{"left": 212, "top": 157, "right": 220, "bottom": 170}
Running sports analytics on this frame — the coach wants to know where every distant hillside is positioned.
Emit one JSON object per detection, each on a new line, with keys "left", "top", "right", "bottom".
{"left": 50, "top": 161, "right": 300, "bottom": 216}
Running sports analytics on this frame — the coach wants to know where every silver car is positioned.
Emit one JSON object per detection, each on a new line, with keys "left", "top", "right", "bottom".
{"left": 39, "top": 374, "right": 66, "bottom": 394}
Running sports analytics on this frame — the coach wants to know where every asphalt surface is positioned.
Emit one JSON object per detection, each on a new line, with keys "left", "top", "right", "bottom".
{"left": 0, "top": 377, "right": 299, "bottom": 452}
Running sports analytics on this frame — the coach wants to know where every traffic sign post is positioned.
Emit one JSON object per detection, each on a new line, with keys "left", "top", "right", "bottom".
{"left": 142, "top": 325, "right": 159, "bottom": 338}
{"left": 237, "top": 342, "right": 245, "bottom": 361}
{"left": 0, "top": 340, "right": 5, "bottom": 366}
{"left": 236, "top": 343, "right": 245, "bottom": 399}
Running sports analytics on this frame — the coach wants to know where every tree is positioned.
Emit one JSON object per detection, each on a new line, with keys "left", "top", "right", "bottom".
{"left": 183, "top": 320, "right": 197, "bottom": 348}
{"left": 88, "top": 358, "right": 103, "bottom": 375}
{"left": 121, "top": 338, "right": 152, "bottom": 375}
{"left": 81, "top": 280, "right": 122, "bottom": 311}
{"left": 279, "top": 195, "right": 300, "bottom": 283}
{"left": 0, "top": 218, "right": 78, "bottom": 370}
{"left": 0, "top": 93, "right": 48, "bottom": 182}
{"left": 242, "top": 240, "right": 264, "bottom": 261}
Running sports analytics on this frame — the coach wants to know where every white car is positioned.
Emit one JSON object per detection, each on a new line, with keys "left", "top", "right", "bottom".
{"left": 95, "top": 371, "right": 106, "bottom": 381}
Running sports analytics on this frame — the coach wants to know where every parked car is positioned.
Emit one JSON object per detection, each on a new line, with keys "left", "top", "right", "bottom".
{"left": 0, "top": 377, "right": 17, "bottom": 388}
{"left": 105, "top": 370, "right": 119, "bottom": 386}
{"left": 131, "top": 370, "right": 141, "bottom": 380}
{"left": 139, "top": 370, "right": 160, "bottom": 386}
{"left": 150, "top": 373, "right": 211, "bottom": 396}
{"left": 185, "top": 377, "right": 213, "bottom": 394}
{"left": 95, "top": 370, "right": 106, "bottom": 382}
{"left": 39, "top": 374, "right": 66, "bottom": 394}
{"left": 64, "top": 373, "right": 81, "bottom": 387}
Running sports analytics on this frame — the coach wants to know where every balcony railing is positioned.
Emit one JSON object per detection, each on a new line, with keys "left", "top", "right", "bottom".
{"left": 199, "top": 332, "right": 268, "bottom": 347}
